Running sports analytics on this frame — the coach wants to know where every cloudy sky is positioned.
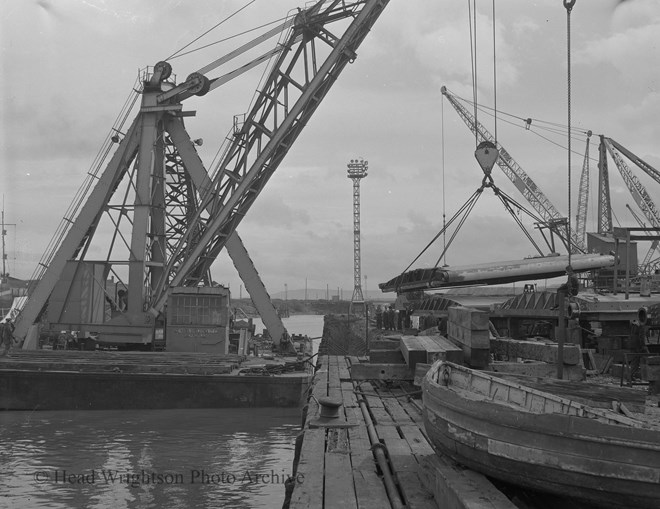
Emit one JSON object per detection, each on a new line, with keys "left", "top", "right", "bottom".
{"left": 1, "top": 0, "right": 659, "bottom": 299}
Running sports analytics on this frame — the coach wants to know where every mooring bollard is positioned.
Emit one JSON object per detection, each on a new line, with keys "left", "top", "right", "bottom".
{"left": 309, "top": 396, "right": 356, "bottom": 428}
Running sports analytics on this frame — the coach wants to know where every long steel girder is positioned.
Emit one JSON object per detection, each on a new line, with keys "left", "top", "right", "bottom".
{"left": 441, "top": 88, "right": 587, "bottom": 254}
{"left": 152, "top": 0, "right": 391, "bottom": 312}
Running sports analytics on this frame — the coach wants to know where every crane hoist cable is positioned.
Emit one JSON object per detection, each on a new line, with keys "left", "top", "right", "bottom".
{"left": 166, "top": 0, "right": 258, "bottom": 60}
{"left": 467, "top": 0, "right": 478, "bottom": 148}
{"left": 170, "top": 17, "right": 289, "bottom": 61}
{"left": 492, "top": 0, "right": 498, "bottom": 143}
{"left": 564, "top": 0, "right": 576, "bottom": 270}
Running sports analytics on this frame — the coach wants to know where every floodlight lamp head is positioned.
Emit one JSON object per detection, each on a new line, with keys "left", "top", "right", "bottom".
{"left": 346, "top": 158, "right": 368, "bottom": 179}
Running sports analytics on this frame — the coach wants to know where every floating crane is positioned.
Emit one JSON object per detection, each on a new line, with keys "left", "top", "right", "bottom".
{"left": 14, "top": 0, "right": 391, "bottom": 348}
{"left": 625, "top": 204, "right": 660, "bottom": 272}
{"left": 441, "top": 87, "right": 587, "bottom": 254}
{"left": 603, "top": 137, "right": 660, "bottom": 273}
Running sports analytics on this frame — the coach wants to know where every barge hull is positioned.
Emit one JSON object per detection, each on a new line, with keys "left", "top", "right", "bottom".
{"left": 0, "top": 370, "right": 311, "bottom": 410}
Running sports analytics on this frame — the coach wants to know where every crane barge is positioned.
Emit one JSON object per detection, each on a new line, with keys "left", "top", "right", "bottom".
{"left": 0, "top": 0, "right": 391, "bottom": 410}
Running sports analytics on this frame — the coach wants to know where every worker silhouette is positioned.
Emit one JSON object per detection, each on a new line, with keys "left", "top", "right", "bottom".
{"left": 117, "top": 290, "right": 128, "bottom": 312}
{"left": 558, "top": 266, "right": 579, "bottom": 297}
{"left": 0, "top": 318, "right": 15, "bottom": 356}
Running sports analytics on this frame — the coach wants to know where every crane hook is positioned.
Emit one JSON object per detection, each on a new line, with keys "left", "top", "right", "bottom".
{"left": 563, "top": 0, "right": 576, "bottom": 12}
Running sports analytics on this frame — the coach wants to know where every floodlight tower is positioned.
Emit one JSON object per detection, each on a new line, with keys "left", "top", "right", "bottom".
{"left": 347, "top": 158, "right": 368, "bottom": 313}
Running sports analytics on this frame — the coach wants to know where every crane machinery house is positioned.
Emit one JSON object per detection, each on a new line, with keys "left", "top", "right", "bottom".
{"left": 166, "top": 286, "right": 230, "bottom": 353}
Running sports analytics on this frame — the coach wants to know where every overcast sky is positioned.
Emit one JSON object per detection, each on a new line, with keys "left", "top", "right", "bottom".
{"left": 1, "top": 0, "right": 659, "bottom": 298}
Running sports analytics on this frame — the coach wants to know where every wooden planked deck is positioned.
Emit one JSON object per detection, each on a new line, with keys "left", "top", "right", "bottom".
{"left": 287, "top": 355, "right": 516, "bottom": 509}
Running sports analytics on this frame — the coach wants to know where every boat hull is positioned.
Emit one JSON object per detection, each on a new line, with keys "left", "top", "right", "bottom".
{"left": 422, "top": 362, "right": 660, "bottom": 509}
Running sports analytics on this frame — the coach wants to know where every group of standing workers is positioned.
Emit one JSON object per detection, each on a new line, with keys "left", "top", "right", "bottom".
{"left": 375, "top": 305, "right": 412, "bottom": 331}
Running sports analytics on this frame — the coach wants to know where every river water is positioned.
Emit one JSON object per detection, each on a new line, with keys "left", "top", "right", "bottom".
{"left": 0, "top": 315, "right": 324, "bottom": 509}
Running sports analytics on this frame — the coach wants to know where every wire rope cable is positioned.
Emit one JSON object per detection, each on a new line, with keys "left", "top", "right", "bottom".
{"left": 166, "top": 0, "right": 258, "bottom": 60}
{"left": 565, "top": 0, "right": 576, "bottom": 266}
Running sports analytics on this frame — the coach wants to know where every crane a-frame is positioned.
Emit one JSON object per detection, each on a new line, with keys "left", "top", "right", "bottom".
{"left": 14, "top": 0, "right": 391, "bottom": 348}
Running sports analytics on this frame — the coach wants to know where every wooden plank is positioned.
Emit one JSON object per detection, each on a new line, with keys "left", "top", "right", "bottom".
{"left": 400, "top": 335, "right": 429, "bottom": 371}
{"left": 397, "top": 471, "right": 437, "bottom": 509}
{"left": 382, "top": 395, "right": 414, "bottom": 425}
{"left": 489, "top": 361, "right": 585, "bottom": 381}
{"left": 350, "top": 363, "right": 412, "bottom": 381}
{"left": 384, "top": 437, "right": 419, "bottom": 472}
{"left": 312, "top": 366, "right": 329, "bottom": 399}
{"left": 329, "top": 356, "right": 341, "bottom": 388}
{"left": 384, "top": 437, "right": 437, "bottom": 509}
{"left": 490, "top": 337, "right": 581, "bottom": 365}
{"left": 353, "top": 469, "right": 391, "bottom": 509}
{"left": 376, "top": 424, "right": 401, "bottom": 439}
{"left": 417, "top": 455, "right": 517, "bottom": 509}
{"left": 341, "top": 380, "right": 359, "bottom": 408}
{"left": 327, "top": 356, "right": 342, "bottom": 400}
{"left": 399, "top": 425, "right": 436, "bottom": 457}
{"left": 370, "top": 407, "right": 395, "bottom": 426}
{"left": 338, "top": 356, "right": 351, "bottom": 381}
{"left": 346, "top": 407, "right": 376, "bottom": 472}
{"left": 398, "top": 398, "right": 424, "bottom": 424}
{"left": 355, "top": 381, "right": 384, "bottom": 408}
{"left": 325, "top": 452, "right": 358, "bottom": 509}
{"left": 347, "top": 355, "right": 361, "bottom": 366}
{"left": 288, "top": 428, "right": 326, "bottom": 509}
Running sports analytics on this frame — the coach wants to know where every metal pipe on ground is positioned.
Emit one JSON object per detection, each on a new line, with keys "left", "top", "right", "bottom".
{"left": 357, "top": 396, "right": 405, "bottom": 509}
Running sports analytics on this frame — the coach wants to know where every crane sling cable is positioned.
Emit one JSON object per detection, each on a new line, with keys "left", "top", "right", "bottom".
{"left": 441, "top": 86, "right": 587, "bottom": 254}
{"left": 394, "top": 166, "right": 559, "bottom": 292}
{"left": 473, "top": 101, "right": 593, "bottom": 158}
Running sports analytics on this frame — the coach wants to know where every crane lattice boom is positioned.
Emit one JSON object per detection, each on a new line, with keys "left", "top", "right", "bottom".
{"left": 575, "top": 132, "right": 591, "bottom": 245}
{"left": 152, "top": 0, "right": 391, "bottom": 312}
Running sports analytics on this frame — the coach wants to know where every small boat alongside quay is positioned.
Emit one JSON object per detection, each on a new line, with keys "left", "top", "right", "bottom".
{"left": 422, "top": 360, "right": 660, "bottom": 509}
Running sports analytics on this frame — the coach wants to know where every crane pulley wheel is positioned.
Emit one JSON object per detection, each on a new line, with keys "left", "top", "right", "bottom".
{"left": 186, "top": 72, "right": 211, "bottom": 96}
{"left": 154, "top": 61, "right": 172, "bottom": 81}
